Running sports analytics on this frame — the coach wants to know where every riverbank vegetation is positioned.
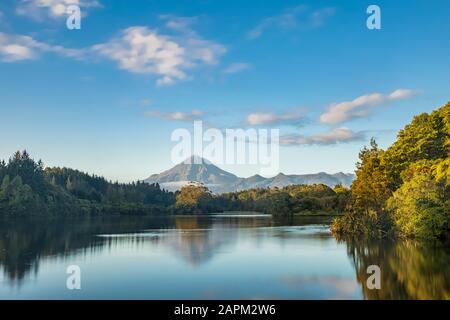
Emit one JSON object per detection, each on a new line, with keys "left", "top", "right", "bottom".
{"left": 332, "top": 102, "right": 449, "bottom": 241}
{"left": 173, "top": 182, "right": 350, "bottom": 215}
{"left": 0, "top": 151, "right": 349, "bottom": 217}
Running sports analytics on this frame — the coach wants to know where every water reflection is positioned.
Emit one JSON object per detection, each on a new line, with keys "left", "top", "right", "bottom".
{"left": 0, "top": 216, "right": 169, "bottom": 283}
{"left": 0, "top": 215, "right": 448, "bottom": 299}
{"left": 338, "top": 236, "right": 450, "bottom": 299}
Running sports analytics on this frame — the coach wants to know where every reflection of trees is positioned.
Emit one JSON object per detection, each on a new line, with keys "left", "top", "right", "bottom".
{"left": 338, "top": 236, "right": 450, "bottom": 299}
{"left": 0, "top": 217, "right": 172, "bottom": 283}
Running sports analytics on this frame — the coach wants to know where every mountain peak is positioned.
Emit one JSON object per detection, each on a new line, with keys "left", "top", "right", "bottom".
{"left": 181, "top": 155, "right": 211, "bottom": 165}
{"left": 145, "top": 156, "right": 238, "bottom": 192}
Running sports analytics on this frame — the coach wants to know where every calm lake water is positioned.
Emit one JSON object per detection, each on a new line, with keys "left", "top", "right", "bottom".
{"left": 0, "top": 213, "right": 449, "bottom": 299}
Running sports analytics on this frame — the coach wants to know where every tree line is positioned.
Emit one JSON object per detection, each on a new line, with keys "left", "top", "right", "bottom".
{"left": 0, "top": 151, "right": 349, "bottom": 217}
{"left": 172, "top": 182, "right": 350, "bottom": 215}
{"left": 0, "top": 151, "right": 174, "bottom": 216}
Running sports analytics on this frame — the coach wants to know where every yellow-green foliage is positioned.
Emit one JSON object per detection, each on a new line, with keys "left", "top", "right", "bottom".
{"left": 175, "top": 183, "right": 214, "bottom": 213}
{"left": 333, "top": 102, "right": 450, "bottom": 240}
{"left": 383, "top": 102, "right": 449, "bottom": 190}
{"left": 387, "top": 160, "right": 449, "bottom": 239}
{"left": 332, "top": 139, "right": 393, "bottom": 237}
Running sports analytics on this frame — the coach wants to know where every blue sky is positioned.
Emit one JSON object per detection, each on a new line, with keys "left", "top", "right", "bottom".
{"left": 0, "top": 0, "right": 449, "bottom": 182}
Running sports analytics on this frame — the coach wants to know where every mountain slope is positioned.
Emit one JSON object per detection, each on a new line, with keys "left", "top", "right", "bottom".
{"left": 145, "top": 156, "right": 239, "bottom": 192}
{"left": 145, "top": 156, "right": 355, "bottom": 192}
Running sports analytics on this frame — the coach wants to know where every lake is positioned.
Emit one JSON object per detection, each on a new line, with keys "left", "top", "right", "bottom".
{"left": 0, "top": 213, "right": 448, "bottom": 299}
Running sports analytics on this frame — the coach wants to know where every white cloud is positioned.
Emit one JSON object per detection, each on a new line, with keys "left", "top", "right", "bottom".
{"left": 388, "top": 88, "right": 415, "bottom": 100}
{"left": 0, "top": 33, "right": 36, "bottom": 61}
{"left": 280, "top": 127, "right": 364, "bottom": 146}
{"left": 92, "top": 25, "right": 226, "bottom": 86}
{"left": 319, "top": 89, "right": 416, "bottom": 124}
{"left": 0, "top": 16, "right": 226, "bottom": 86}
{"left": 0, "top": 44, "right": 34, "bottom": 61}
{"left": 223, "top": 62, "right": 251, "bottom": 74}
{"left": 248, "top": 6, "right": 335, "bottom": 39}
{"left": 145, "top": 109, "right": 204, "bottom": 122}
{"left": 246, "top": 109, "right": 305, "bottom": 126}
{"left": 16, "top": 0, "right": 101, "bottom": 20}
{"left": 92, "top": 27, "right": 186, "bottom": 82}
{"left": 0, "top": 32, "right": 85, "bottom": 62}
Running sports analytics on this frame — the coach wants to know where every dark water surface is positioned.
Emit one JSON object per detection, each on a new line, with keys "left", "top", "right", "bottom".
{"left": 0, "top": 214, "right": 448, "bottom": 299}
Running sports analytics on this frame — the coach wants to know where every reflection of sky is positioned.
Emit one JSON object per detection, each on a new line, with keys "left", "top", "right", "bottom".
{"left": 0, "top": 216, "right": 361, "bottom": 299}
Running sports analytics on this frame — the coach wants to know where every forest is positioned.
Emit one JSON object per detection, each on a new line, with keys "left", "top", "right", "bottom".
{"left": 0, "top": 151, "right": 175, "bottom": 216}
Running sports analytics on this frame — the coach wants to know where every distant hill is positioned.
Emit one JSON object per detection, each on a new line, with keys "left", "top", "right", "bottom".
{"left": 144, "top": 156, "right": 355, "bottom": 193}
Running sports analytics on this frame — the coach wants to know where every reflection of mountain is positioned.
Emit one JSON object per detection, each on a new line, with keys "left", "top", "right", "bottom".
{"left": 165, "top": 215, "right": 290, "bottom": 265}
{"left": 145, "top": 156, "right": 355, "bottom": 192}
{"left": 165, "top": 216, "right": 239, "bottom": 265}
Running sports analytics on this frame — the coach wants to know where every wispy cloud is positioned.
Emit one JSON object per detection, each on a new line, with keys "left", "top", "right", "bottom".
{"left": 159, "top": 14, "right": 198, "bottom": 34}
{"left": 92, "top": 27, "right": 186, "bottom": 86}
{"left": 0, "top": 32, "right": 84, "bottom": 62}
{"left": 145, "top": 109, "right": 204, "bottom": 122}
{"left": 246, "top": 109, "right": 306, "bottom": 127}
{"left": 320, "top": 89, "right": 416, "bottom": 124}
{"left": 0, "top": 15, "right": 226, "bottom": 86}
{"left": 92, "top": 23, "right": 226, "bottom": 86}
{"left": 223, "top": 62, "right": 251, "bottom": 74}
{"left": 0, "top": 33, "right": 35, "bottom": 61}
{"left": 248, "top": 5, "right": 335, "bottom": 39}
{"left": 280, "top": 127, "right": 364, "bottom": 146}
{"left": 16, "top": 0, "right": 101, "bottom": 20}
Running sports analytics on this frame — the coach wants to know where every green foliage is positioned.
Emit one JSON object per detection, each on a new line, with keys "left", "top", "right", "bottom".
{"left": 387, "top": 160, "right": 449, "bottom": 240}
{"left": 333, "top": 102, "right": 450, "bottom": 241}
{"left": 333, "top": 184, "right": 351, "bottom": 212}
{"left": 216, "top": 184, "right": 347, "bottom": 216}
{"left": 332, "top": 139, "right": 393, "bottom": 237}
{"left": 0, "top": 151, "right": 174, "bottom": 216}
{"left": 175, "top": 183, "right": 216, "bottom": 214}
{"left": 383, "top": 102, "right": 450, "bottom": 190}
